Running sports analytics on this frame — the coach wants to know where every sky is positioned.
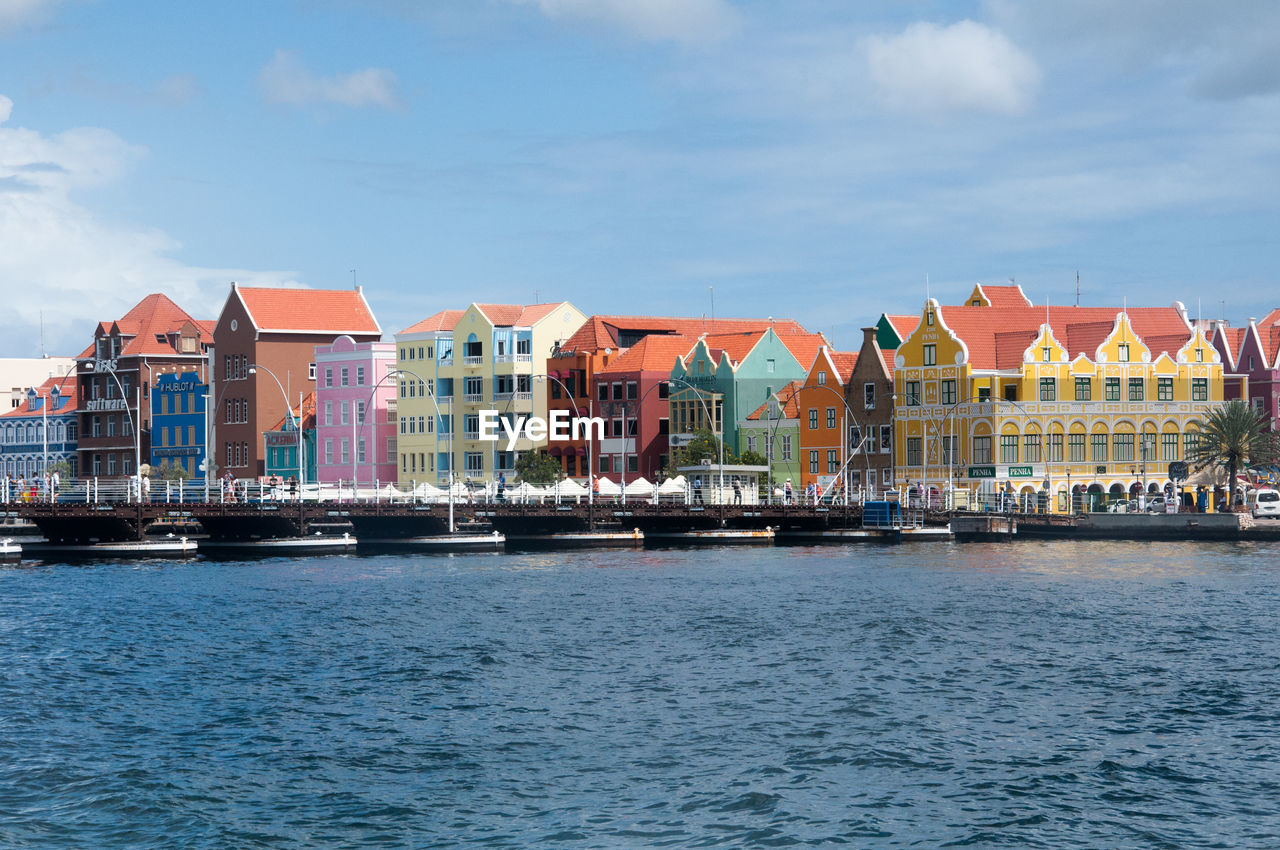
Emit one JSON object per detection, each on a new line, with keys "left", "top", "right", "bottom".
{"left": 0, "top": 0, "right": 1277, "bottom": 358}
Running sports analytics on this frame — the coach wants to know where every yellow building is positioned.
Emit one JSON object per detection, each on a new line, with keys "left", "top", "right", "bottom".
{"left": 393, "top": 302, "right": 586, "bottom": 486}
{"left": 893, "top": 292, "right": 1222, "bottom": 511}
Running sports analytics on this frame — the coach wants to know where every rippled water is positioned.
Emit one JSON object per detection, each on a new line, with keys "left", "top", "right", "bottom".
{"left": 2, "top": 541, "right": 1279, "bottom": 847}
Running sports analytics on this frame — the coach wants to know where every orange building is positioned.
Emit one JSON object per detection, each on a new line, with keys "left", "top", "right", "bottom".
{"left": 794, "top": 347, "right": 858, "bottom": 496}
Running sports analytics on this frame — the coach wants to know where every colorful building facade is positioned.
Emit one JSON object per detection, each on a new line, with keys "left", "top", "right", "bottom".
{"left": 738, "top": 380, "right": 802, "bottom": 495}
{"left": 264, "top": 393, "right": 317, "bottom": 483}
{"left": 149, "top": 371, "right": 208, "bottom": 478}
{"left": 893, "top": 297, "right": 1223, "bottom": 511}
{"left": 314, "top": 336, "right": 398, "bottom": 486}
{"left": 794, "top": 348, "right": 858, "bottom": 494}
{"left": 394, "top": 302, "right": 587, "bottom": 485}
{"left": 0, "top": 375, "right": 79, "bottom": 480}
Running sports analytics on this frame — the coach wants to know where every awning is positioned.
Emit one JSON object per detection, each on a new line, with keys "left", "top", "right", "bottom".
{"left": 548, "top": 446, "right": 562, "bottom": 457}
{"left": 577, "top": 406, "right": 588, "bottom": 416}
{"left": 577, "top": 446, "right": 587, "bottom": 457}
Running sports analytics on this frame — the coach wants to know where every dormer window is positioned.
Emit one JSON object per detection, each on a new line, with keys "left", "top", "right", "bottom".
{"left": 1196, "top": 348, "right": 1203, "bottom": 363}
{"left": 926, "top": 312, "right": 935, "bottom": 326}
{"left": 1118, "top": 343, "right": 1130, "bottom": 362}
{"left": 1042, "top": 346, "right": 1052, "bottom": 362}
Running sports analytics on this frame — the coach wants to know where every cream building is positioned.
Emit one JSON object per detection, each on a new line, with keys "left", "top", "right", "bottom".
{"left": 393, "top": 302, "right": 586, "bottom": 485}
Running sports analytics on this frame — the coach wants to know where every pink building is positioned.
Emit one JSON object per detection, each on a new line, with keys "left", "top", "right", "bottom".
{"left": 314, "top": 336, "right": 398, "bottom": 486}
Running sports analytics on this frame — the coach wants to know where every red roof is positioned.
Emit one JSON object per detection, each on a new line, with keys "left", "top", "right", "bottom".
{"left": 974, "top": 284, "right": 1033, "bottom": 308}
{"left": 884, "top": 315, "right": 919, "bottom": 344}
{"left": 1216, "top": 326, "right": 1246, "bottom": 370}
{"left": 473, "top": 303, "right": 564, "bottom": 327}
{"left": 398, "top": 309, "right": 465, "bottom": 335}
{"left": 0, "top": 376, "right": 80, "bottom": 418}
{"left": 235, "top": 286, "right": 380, "bottom": 336}
{"left": 933, "top": 305, "right": 1192, "bottom": 370}
{"left": 76, "top": 293, "right": 212, "bottom": 359}
{"left": 557, "top": 314, "right": 810, "bottom": 354}
{"left": 596, "top": 334, "right": 698, "bottom": 376}
{"left": 268, "top": 391, "right": 317, "bottom": 431}
{"left": 746, "top": 380, "right": 803, "bottom": 421}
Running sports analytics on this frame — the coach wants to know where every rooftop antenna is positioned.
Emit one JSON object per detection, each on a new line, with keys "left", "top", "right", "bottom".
{"left": 709, "top": 286, "right": 715, "bottom": 325}
{"left": 39, "top": 310, "right": 45, "bottom": 358}
{"left": 350, "top": 268, "right": 357, "bottom": 289}
{"left": 925, "top": 273, "right": 930, "bottom": 304}
{"left": 1075, "top": 271, "right": 1080, "bottom": 307}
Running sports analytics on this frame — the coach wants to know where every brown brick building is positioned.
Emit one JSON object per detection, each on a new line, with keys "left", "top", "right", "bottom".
{"left": 211, "top": 283, "right": 381, "bottom": 478}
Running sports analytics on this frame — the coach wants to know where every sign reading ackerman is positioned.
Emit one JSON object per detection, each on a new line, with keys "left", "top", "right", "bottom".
{"left": 479, "top": 409, "right": 605, "bottom": 452}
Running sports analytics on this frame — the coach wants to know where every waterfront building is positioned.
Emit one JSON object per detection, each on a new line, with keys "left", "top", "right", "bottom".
{"left": 263, "top": 392, "right": 317, "bottom": 483}
{"left": 394, "top": 302, "right": 587, "bottom": 486}
{"left": 149, "top": 371, "right": 208, "bottom": 479}
{"left": 738, "top": 380, "right": 802, "bottom": 495}
{"left": 75, "top": 294, "right": 213, "bottom": 480}
{"left": 0, "top": 375, "right": 79, "bottom": 480}
{"left": 212, "top": 283, "right": 381, "bottom": 479}
{"left": 313, "top": 336, "right": 398, "bottom": 487}
{"left": 544, "top": 315, "right": 803, "bottom": 480}
{"left": 0, "top": 358, "right": 76, "bottom": 410}
{"left": 795, "top": 348, "right": 859, "bottom": 495}
{"left": 846, "top": 325, "right": 907, "bottom": 499}
{"left": 892, "top": 295, "right": 1223, "bottom": 511}
{"left": 1212, "top": 312, "right": 1280, "bottom": 427}
{"left": 667, "top": 327, "right": 827, "bottom": 471}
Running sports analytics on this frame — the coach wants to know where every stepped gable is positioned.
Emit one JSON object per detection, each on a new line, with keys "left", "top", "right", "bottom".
{"left": 399, "top": 309, "right": 465, "bottom": 335}
{"left": 236, "top": 286, "right": 380, "bottom": 335}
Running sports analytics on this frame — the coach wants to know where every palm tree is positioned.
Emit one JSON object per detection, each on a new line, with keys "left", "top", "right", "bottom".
{"left": 1187, "top": 400, "right": 1280, "bottom": 509}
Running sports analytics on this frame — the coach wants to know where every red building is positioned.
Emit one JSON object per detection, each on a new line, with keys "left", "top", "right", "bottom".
{"left": 74, "top": 294, "right": 213, "bottom": 480}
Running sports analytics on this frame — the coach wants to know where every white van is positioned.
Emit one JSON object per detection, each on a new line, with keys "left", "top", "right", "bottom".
{"left": 1250, "top": 488, "right": 1280, "bottom": 518}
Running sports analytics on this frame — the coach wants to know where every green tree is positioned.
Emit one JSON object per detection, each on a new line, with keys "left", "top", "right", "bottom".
{"left": 1188, "top": 400, "right": 1280, "bottom": 509}
{"left": 515, "top": 450, "right": 563, "bottom": 485}
{"left": 157, "top": 462, "right": 191, "bottom": 482}
{"left": 739, "top": 449, "right": 768, "bottom": 466}
{"left": 666, "top": 428, "right": 735, "bottom": 475}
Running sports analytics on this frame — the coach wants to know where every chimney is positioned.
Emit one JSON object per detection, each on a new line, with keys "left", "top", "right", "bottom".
{"left": 862, "top": 326, "right": 878, "bottom": 348}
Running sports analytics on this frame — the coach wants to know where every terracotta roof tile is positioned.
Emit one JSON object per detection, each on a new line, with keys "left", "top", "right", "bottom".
{"left": 268, "top": 391, "right": 316, "bottom": 431}
{"left": 933, "top": 305, "right": 1192, "bottom": 370}
{"left": 1217, "top": 326, "right": 1245, "bottom": 370}
{"left": 596, "top": 334, "right": 698, "bottom": 375}
{"left": 557, "top": 315, "right": 808, "bottom": 354}
{"left": 975, "top": 284, "right": 1033, "bottom": 308}
{"left": 0, "top": 376, "right": 80, "bottom": 418}
{"left": 885, "top": 315, "right": 919, "bottom": 343}
{"left": 81, "top": 293, "right": 213, "bottom": 358}
{"left": 829, "top": 351, "right": 859, "bottom": 383}
{"left": 236, "top": 286, "right": 380, "bottom": 336}
{"left": 399, "top": 309, "right": 465, "bottom": 335}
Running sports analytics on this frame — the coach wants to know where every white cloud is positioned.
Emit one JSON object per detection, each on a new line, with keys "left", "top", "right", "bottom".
{"left": 864, "top": 20, "right": 1040, "bottom": 116}
{"left": 0, "top": 94, "right": 298, "bottom": 357}
{"left": 0, "top": 0, "right": 59, "bottom": 32}
{"left": 511, "top": 0, "right": 739, "bottom": 46}
{"left": 0, "top": 94, "right": 11, "bottom": 123}
{"left": 258, "top": 49, "right": 399, "bottom": 109}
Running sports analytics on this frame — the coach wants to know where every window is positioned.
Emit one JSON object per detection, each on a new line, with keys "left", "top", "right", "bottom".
{"left": 1039, "top": 377, "right": 1055, "bottom": 402}
{"left": 1158, "top": 378, "right": 1173, "bottom": 401}
{"left": 747, "top": 436, "right": 756, "bottom": 454}
{"left": 1075, "top": 377, "right": 1091, "bottom": 401}
{"left": 808, "top": 410, "right": 818, "bottom": 430}
{"left": 325, "top": 368, "right": 333, "bottom": 388}
{"left": 1118, "top": 343, "right": 1129, "bottom": 362}
{"left": 356, "top": 366, "right": 366, "bottom": 386}
{"left": 923, "top": 344, "right": 936, "bottom": 366}
{"left": 809, "top": 450, "right": 819, "bottom": 474}
{"left": 1000, "top": 435, "right": 1019, "bottom": 464}
{"left": 1162, "top": 433, "right": 1178, "bottom": 461}
{"left": 1047, "top": 433, "right": 1064, "bottom": 462}
{"left": 904, "top": 381, "right": 921, "bottom": 406}
{"left": 1128, "top": 378, "right": 1144, "bottom": 402}
{"left": 1192, "top": 378, "right": 1208, "bottom": 401}
{"left": 1184, "top": 432, "right": 1199, "bottom": 458}
{"left": 767, "top": 359, "right": 775, "bottom": 374}
{"left": 357, "top": 439, "right": 366, "bottom": 463}
{"left": 308, "top": 363, "right": 316, "bottom": 381}
{"left": 864, "top": 383, "right": 875, "bottom": 410}
{"left": 882, "top": 468, "right": 893, "bottom": 486}
{"left": 612, "top": 382, "right": 622, "bottom": 401}
{"left": 1090, "top": 433, "right": 1108, "bottom": 462}
{"left": 324, "top": 439, "right": 334, "bottom": 465}
{"left": 598, "top": 383, "right": 608, "bottom": 402}
{"left": 906, "top": 437, "right": 922, "bottom": 466}
{"left": 826, "top": 407, "right": 836, "bottom": 428}
{"left": 599, "top": 455, "right": 611, "bottom": 473}
{"left": 324, "top": 401, "right": 333, "bottom": 427}
{"left": 1024, "top": 434, "right": 1042, "bottom": 463}
{"left": 827, "top": 450, "right": 839, "bottom": 473}
{"left": 1195, "top": 348, "right": 1203, "bottom": 363}
{"left": 627, "top": 382, "right": 637, "bottom": 400}
{"left": 1068, "top": 433, "right": 1085, "bottom": 462}
{"left": 1113, "top": 433, "right": 1135, "bottom": 463}
{"left": 356, "top": 401, "right": 366, "bottom": 425}
{"left": 340, "top": 402, "right": 350, "bottom": 426}
{"left": 1042, "top": 346, "right": 1052, "bottom": 362}
{"left": 466, "top": 452, "right": 483, "bottom": 473}
{"left": 972, "top": 436, "right": 992, "bottom": 464}
{"left": 1104, "top": 377, "right": 1120, "bottom": 401}
{"left": 941, "top": 379, "right": 957, "bottom": 406}
{"left": 880, "top": 425, "right": 892, "bottom": 454}
{"left": 780, "top": 435, "right": 792, "bottom": 461}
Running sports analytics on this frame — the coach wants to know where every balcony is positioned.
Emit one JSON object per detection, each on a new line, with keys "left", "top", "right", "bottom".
{"left": 463, "top": 393, "right": 484, "bottom": 404}
{"left": 438, "top": 358, "right": 453, "bottom": 368}
{"left": 463, "top": 430, "right": 480, "bottom": 441}
{"left": 516, "top": 354, "right": 532, "bottom": 363}
{"left": 494, "top": 354, "right": 515, "bottom": 364}
{"left": 514, "top": 391, "right": 532, "bottom": 402}
{"left": 494, "top": 391, "right": 514, "bottom": 402}
{"left": 463, "top": 356, "right": 483, "bottom": 367}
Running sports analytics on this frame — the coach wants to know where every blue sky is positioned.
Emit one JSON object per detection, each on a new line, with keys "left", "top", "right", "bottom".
{"left": 0, "top": 0, "right": 1277, "bottom": 357}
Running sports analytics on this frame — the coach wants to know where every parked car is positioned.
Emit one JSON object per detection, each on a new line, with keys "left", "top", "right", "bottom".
{"left": 1250, "top": 488, "right": 1280, "bottom": 518}
{"left": 1107, "top": 498, "right": 1133, "bottom": 513}
{"left": 1145, "top": 495, "right": 1173, "bottom": 513}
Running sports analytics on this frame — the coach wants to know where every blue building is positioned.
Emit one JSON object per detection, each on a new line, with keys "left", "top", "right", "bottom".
{"left": 264, "top": 391, "right": 317, "bottom": 483}
{"left": 0, "top": 376, "right": 79, "bottom": 480}
{"left": 149, "top": 371, "right": 207, "bottom": 478}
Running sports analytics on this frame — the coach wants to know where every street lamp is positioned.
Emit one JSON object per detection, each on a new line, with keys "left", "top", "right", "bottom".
{"left": 248, "top": 364, "right": 303, "bottom": 496}
{"left": 92, "top": 365, "right": 142, "bottom": 502}
{"left": 667, "top": 377, "right": 724, "bottom": 512}
{"left": 769, "top": 383, "right": 868, "bottom": 507}
{"left": 531, "top": 373, "right": 592, "bottom": 504}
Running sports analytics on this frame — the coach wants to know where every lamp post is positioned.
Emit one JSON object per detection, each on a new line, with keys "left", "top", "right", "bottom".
{"left": 203, "top": 374, "right": 240, "bottom": 502}
{"left": 248, "top": 364, "right": 303, "bottom": 494}
{"left": 94, "top": 366, "right": 141, "bottom": 502}
{"left": 768, "top": 383, "right": 868, "bottom": 507}
{"left": 667, "top": 377, "right": 725, "bottom": 515}
{"left": 531, "top": 373, "right": 591, "bottom": 504}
